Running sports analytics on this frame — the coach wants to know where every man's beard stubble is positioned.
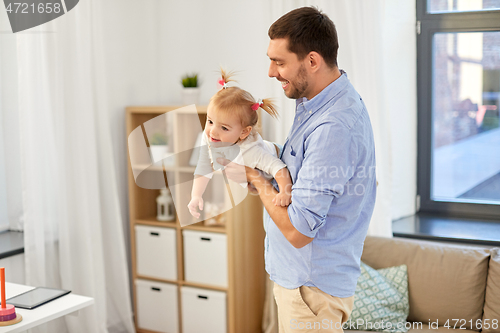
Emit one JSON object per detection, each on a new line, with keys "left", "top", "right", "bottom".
{"left": 285, "top": 64, "right": 309, "bottom": 100}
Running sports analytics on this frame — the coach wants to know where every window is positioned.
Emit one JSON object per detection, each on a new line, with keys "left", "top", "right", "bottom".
{"left": 417, "top": 0, "right": 500, "bottom": 218}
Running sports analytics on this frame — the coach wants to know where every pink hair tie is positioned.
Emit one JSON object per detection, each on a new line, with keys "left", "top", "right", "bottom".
{"left": 217, "top": 77, "right": 228, "bottom": 90}
{"left": 251, "top": 99, "right": 263, "bottom": 111}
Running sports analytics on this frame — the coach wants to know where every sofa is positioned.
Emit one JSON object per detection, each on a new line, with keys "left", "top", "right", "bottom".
{"left": 352, "top": 236, "right": 500, "bottom": 333}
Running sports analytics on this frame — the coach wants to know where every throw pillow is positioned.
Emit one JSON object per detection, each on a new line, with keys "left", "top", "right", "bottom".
{"left": 344, "top": 262, "right": 409, "bottom": 332}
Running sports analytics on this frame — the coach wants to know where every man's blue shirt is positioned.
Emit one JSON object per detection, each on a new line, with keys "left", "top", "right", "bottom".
{"left": 264, "top": 70, "right": 376, "bottom": 297}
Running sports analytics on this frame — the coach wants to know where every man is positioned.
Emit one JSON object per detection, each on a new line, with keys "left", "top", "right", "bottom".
{"left": 223, "top": 6, "right": 376, "bottom": 333}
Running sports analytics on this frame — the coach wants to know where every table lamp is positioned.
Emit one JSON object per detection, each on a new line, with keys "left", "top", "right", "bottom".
{"left": 0, "top": 267, "right": 22, "bottom": 326}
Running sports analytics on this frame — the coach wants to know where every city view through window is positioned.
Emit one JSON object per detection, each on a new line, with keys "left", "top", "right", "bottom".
{"left": 429, "top": 0, "right": 500, "bottom": 13}
{"left": 431, "top": 31, "right": 500, "bottom": 203}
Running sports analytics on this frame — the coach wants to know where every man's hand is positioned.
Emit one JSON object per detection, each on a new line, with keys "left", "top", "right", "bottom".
{"left": 217, "top": 157, "right": 312, "bottom": 248}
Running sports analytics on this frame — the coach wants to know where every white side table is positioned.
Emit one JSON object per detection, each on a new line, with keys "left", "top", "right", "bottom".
{"left": 0, "top": 282, "right": 94, "bottom": 333}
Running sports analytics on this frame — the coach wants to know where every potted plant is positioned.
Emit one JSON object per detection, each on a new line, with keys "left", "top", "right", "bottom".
{"left": 181, "top": 73, "right": 200, "bottom": 105}
{"left": 149, "top": 132, "right": 171, "bottom": 164}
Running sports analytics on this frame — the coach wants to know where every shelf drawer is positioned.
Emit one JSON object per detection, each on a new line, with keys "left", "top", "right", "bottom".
{"left": 183, "top": 230, "right": 227, "bottom": 287}
{"left": 181, "top": 286, "right": 226, "bottom": 333}
{"left": 135, "top": 279, "right": 178, "bottom": 333}
{"left": 135, "top": 225, "right": 177, "bottom": 280}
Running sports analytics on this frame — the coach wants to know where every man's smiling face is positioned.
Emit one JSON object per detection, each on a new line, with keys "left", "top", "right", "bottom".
{"left": 267, "top": 38, "right": 310, "bottom": 100}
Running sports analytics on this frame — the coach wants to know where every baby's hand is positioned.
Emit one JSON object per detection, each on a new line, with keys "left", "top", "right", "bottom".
{"left": 272, "top": 191, "right": 292, "bottom": 207}
{"left": 188, "top": 196, "right": 203, "bottom": 218}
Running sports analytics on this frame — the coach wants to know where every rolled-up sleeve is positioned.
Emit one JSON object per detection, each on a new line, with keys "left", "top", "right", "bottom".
{"left": 287, "top": 123, "right": 357, "bottom": 238}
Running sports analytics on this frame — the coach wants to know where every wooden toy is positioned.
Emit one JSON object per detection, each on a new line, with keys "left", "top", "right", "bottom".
{"left": 0, "top": 267, "right": 22, "bottom": 326}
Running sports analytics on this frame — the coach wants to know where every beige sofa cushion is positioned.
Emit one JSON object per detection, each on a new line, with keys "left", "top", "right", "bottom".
{"left": 482, "top": 248, "right": 500, "bottom": 333}
{"left": 361, "top": 236, "right": 489, "bottom": 330}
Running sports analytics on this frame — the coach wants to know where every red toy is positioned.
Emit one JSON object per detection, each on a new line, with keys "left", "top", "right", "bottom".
{"left": 0, "top": 267, "right": 22, "bottom": 326}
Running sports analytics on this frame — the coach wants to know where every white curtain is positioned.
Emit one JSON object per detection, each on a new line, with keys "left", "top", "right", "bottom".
{"left": 0, "top": 17, "right": 23, "bottom": 232}
{"left": 0, "top": 1, "right": 134, "bottom": 332}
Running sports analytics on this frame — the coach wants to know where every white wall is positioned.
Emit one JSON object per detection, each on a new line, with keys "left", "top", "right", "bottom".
{"left": 384, "top": 2, "right": 418, "bottom": 220}
{"left": 158, "top": 0, "right": 274, "bottom": 106}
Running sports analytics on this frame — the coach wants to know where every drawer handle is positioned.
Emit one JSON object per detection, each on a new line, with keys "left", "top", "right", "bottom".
{"left": 150, "top": 232, "right": 160, "bottom": 236}
{"left": 200, "top": 237, "right": 211, "bottom": 241}
{"left": 151, "top": 287, "right": 161, "bottom": 292}
{"left": 198, "top": 295, "right": 208, "bottom": 300}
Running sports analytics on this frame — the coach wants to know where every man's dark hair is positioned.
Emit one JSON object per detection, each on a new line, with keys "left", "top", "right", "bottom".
{"left": 268, "top": 6, "right": 339, "bottom": 68}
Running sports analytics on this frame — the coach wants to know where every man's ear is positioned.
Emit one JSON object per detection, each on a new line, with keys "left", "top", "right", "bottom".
{"left": 240, "top": 126, "right": 252, "bottom": 140}
{"left": 307, "top": 51, "right": 322, "bottom": 73}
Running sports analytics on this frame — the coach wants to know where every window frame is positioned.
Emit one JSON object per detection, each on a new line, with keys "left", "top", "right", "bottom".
{"left": 416, "top": 1, "right": 500, "bottom": 219}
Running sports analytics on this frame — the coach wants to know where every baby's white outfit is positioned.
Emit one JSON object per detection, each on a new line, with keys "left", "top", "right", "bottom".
{"left": 194, "top": 131, "right": 286, "bottom": 186}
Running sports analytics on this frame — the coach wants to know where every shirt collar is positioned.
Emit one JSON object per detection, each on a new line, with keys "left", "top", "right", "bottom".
{"left": 295, "top": 70, "right": 348, "bottom": 113}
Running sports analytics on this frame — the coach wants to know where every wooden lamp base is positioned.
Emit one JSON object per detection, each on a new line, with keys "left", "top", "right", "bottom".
{"left": 1, "top": 267, "right": 22, "bottom": 326}
{"left": 0, "top": 303, "right": 23, "bottom": 326}
{"left": 0, "top": 313, "right": 22, "bottom": 326}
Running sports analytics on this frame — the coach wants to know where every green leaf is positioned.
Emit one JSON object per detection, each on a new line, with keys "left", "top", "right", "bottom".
{"left": 149, "top": 132, "right": 168, "bottom": 145}
{"left": 181, "top": 73, "right": 198, "bottom": 87}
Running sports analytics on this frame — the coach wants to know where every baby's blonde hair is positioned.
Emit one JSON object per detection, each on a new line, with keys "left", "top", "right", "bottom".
{"left": 209, "top": 68, "right": 278, "bottom": 129}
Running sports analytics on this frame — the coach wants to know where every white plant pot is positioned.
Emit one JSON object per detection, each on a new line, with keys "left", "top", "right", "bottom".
{"left": 182, "top": 87, "right": 200, "bottom": 105}
{"left": 149, "top": 145, "right": 174, "bottom": 166}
